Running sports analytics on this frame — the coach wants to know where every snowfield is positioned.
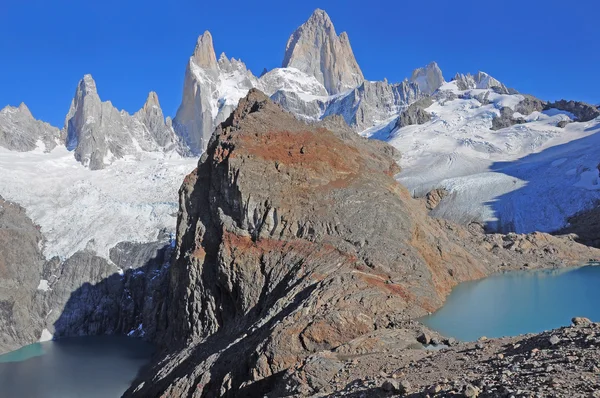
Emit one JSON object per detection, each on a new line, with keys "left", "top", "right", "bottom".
{"left": 387, "top": 81, "right": 600, "bottom": 234}
{"left": 0, "top": 145, "right": 197, "bottom": 260}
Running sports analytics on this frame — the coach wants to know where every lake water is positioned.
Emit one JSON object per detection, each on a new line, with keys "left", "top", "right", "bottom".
{"left": 0, "top": 336, "right": 154, "bottom": 398}
{"left": 421, "top": 265, "right": 600, "bottom": 342}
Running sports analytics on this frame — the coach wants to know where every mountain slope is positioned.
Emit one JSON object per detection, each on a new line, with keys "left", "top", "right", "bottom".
{"left": 125, "top": 90, "right": 598, "bottom": 397}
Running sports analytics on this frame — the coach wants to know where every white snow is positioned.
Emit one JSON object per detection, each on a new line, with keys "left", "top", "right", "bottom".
{"left": 0, "top": 146, "right": 197, "bottom": 260}
{"left": 39, "top": 328, "right": 53, "bottom": 342}
{"left": 388, "top": 86, "right": 600, "bottom": 233}
{"left": 36, "top": 279, "right": 51, "bottom": 292}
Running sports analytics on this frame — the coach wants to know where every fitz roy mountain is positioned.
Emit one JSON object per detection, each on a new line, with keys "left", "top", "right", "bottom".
{"left": 0, "top": 7, "right": 600, "bottom": 396}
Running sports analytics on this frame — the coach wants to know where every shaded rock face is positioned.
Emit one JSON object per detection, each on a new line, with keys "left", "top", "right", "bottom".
{"left": 173, "top": 32, "right": 258, "bottom": 154}
{"left": 409, "top": 62, "right": 445, "bottom": 95}
{"left": 0, "top": 103, "right": 62, "bottom": 152}
{"left": 546, "top": 99, "right": 600, "bottom": 122}
{"left": 0, "top": 197, "right": 46, "bottom": 353}
{"left": 282, "top": 9, "right": 364, "bottom": 95}
{"left": 514, "top": 94, "right": 546, "bottom": 116}
{"left": 64, "top": 75, "right": 178, "bottom": 169}
{"left": 125, "top": 90, "right": 599, "bottom": 397}
{"left": 396, "top": 97, "right": 434, "bottom": 128}
{"left": 0, "top": 194, "right": 173, "bottom": 354}
{"left": 557, "top": 203, "right": 600, "bottom": 248}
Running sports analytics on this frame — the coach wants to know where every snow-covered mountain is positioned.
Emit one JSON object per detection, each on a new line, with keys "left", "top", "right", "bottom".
{"left": 64, "top": 74, "right": 180, "bottom": 169}
{"left": 0, "top": 6, "right": 598, "bottom": 265}
{"left": 388, "top": 80, "right": 600, "bottom": 234}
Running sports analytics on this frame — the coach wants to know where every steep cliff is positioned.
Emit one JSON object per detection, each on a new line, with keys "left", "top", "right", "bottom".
{"left": 126, "top": 90, "right": 599, "bottom": 397}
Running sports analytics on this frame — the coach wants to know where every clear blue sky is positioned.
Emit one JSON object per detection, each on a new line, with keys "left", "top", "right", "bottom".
{"left": 1, "top": 0, "right": 598, "bottom": 127}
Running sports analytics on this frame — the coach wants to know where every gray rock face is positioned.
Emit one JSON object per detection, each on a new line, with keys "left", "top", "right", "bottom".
{"left": 396, "top": 97, "right": 434, "bottom": 128}
{"left": 0, "top": 103, "right": 61, "bottom": 152}
{"left": 0, "top": 197, "right": 46, "bottom": 354}
{"left": 64, "top": 75, "right": 178, "bottom": 169}
{"left": 515, "top": 94, "right": 546, "bottom": 116}
{"left": 324, "top": 79, "right": 422, "bottom": 131}
{"left": 546, "top": 99, "right": 600, "bottom": 122}
{"left": 454, "top": 71, "right": 511, "bottom": 94}
{"left": 173, "top": 32, "right": 258, "bottom": 154}
{"left": 409, "top": 62, "right": 445, "bottom": 95}
{"left": 282, "top": 9, "right": 364, "bottom": 95}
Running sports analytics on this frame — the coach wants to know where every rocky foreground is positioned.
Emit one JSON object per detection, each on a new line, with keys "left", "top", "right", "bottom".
{"left": 123, "top": 90, "right": 600, "bottom": 397}
{"left": 302, "top": 318, "right": 600, "bottom": 398}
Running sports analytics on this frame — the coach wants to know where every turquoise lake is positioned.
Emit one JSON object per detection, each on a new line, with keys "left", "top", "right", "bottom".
{"left": 421, "top": 265, "right": 600, "bottom": 342}
{"left": 0, "top": 336, "right": 154, "bottom": 398}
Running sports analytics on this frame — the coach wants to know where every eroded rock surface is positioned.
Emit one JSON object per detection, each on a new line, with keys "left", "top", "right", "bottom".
{"left": 125, "top": 90, "right": 599, "bottom": 397}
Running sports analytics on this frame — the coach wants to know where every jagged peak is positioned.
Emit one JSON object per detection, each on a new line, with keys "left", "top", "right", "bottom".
{"left": 192, "top": 31, "right": 218, "bottom": 70}
{"left": 144, "top": 91, "right": 160, "bottom": 108}
{"left": 79, "top": 74, "right": 98, "bottom": 95}
{"left": 409, "top": 61, "right": 445, "bottom": 95}
{"left": 306, "top": 8, "right": 335, "bottom": 31}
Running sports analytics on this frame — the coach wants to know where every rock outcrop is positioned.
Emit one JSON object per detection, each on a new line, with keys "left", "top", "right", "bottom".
{"left": 64, "top": 75, "right": 178, "bottom": 169}
{"left": 0, "top": 103, "right": 61, "bottom": 152}
{"left": 546, "top": 99, "right": 600, "bottom": 122}
{"left": 396, "top": 97, "right": 434, "bottom": 128}
{"left": 173, "top": 32, "right": 258, "bottom": 154}
{"left": 125, "top": 90, "right": 599, "bottom": 397}
{"left": 282, "top": 9, "right": 364, "bottom": 95}
{"left": 409, "top": 62, "right": 445, "bottom": 95}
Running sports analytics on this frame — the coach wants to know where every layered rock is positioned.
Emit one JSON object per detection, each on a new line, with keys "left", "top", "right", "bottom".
{"left": 282, "top": 9, "right": 364, "bottom": 95}
{"left": 0, "top": 103, "right": 61, "bottom": 152}
{"left": 409, "top": 62, "right": 445, "bottom": 95}
{"left": 125, "top": 90, "right": 598, "bottom": 397}
{"left": 64, "top": 75, "right": 178, "bottom": 169}
{"left": 173, "top": 32, "right": 258, "bottom": 154}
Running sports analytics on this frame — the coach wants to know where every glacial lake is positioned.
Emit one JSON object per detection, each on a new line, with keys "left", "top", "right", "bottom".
{"left": 0, "top": 336, "right": 154, "bottom": 398}
{"left": 421, "top": 265, "right": 600, "bottom": 342}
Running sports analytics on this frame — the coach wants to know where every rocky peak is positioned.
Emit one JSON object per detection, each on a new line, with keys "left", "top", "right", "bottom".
{"left": 0, "top": 102, "right": 61, "bottom": 152}
{"left": 282, "top": 8, "right": 364, "bottom": 94}
{"left": 64, "top": 75, "right": 177, "bottom": 169}
{"left": 192, "top": 31, "right": 218, "bottom": 70}
{"left": 454, "top": 71, "right": 510, "bottom": 94}
{"left": 17, "top": 102, "right": 33, "bottom": 118}
{"left": 410, "top": 61, "right": 445, "bottom": 95}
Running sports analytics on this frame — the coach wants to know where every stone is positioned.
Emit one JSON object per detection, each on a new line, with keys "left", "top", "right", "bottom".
{"left": 418, "top": 332, "right": 433, "bottom": 345}
{"left": 409, "top": 62, "right": 445, "bottom": 95}
{"left": 549, "top": 335, "right": 561, "bottom": 346}
{"left": 464, "top": 383, "right": 480, "bottom": 397}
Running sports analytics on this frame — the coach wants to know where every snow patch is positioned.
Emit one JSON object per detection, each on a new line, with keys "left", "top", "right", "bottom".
{"left": 39, "top": 329, "right": 53, "bottom": 342}
{"left": 36, "top": 279, "right": 51, "bottom": 292}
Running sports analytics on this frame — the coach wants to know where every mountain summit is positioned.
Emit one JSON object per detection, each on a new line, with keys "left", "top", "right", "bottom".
{"left": 282, "top": 9, "right": 364, "bottom": 94}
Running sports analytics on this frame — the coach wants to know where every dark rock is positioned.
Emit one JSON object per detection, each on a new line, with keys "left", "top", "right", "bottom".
{"left": 396, "top": 97, "right": 433, "bottom": 128}
{"left": 545, "top": 99, "right": 600, "bottom": 122}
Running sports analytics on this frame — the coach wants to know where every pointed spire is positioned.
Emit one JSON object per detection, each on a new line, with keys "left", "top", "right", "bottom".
{"left": 18, "top": 102, "right": 33, "bottom": 118}
{"left": 282, "top": 8, "right": 364, "bottom": 94}
{"left": 192, "top": 31, "right": 218, "bottom": 70}
{"left": 145, "top": 91, "right": 160, "bottom": 108}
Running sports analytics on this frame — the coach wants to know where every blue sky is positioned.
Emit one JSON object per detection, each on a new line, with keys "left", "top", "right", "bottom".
{"left": 1, "top": 0, "right": 598, "bottom": 127}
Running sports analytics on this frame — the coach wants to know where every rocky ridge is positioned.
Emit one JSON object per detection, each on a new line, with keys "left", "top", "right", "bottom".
{"left": 64, "top": 74, "right": 179, "bottom": 169}
{"left": 124, "top": 90, "right": 599, "bottom": 397}
{"left": 0, "top": 103, "right": 62, "bottom": 152}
